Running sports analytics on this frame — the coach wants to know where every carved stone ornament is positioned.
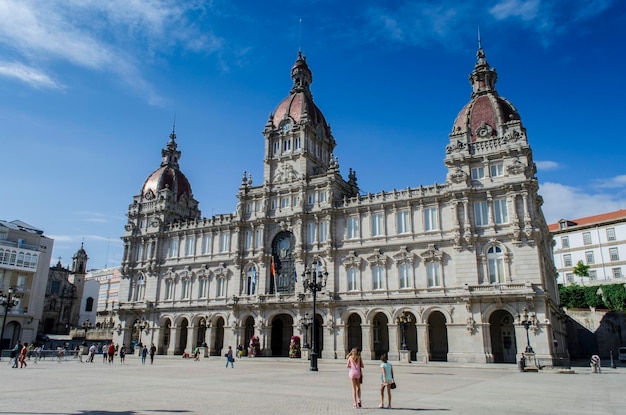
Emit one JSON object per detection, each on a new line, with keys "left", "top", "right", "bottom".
{"left": 144, "top": 190, "right": 155, "bottom": 200}
{"left": 446, "top": 140, "right": 466, "bottom": 154}
{"left": 475, "top": 122, "right": 493, "bottom": 139}
{"left": 507, "top": 158, "right": 526, "bottom": 175}
{"left": 392, "top": 246, "right": 414, "bottom": 264}
{"left": 449, "top": 167, "right": 467, "bottom": 184}
{"left": 366, "top": 248, "right": 387, "bottom": 266}
{"left": 274, "top": 163, "right": 299, "bottom": 184}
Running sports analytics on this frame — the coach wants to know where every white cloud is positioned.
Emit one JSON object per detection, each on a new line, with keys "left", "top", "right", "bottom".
{"left": 539, "top": 181, "right": 626, "bottom": 223}
{"left": 593, "top": 175, "right": 626, "bottom": 189}
{"left": 0, "top": 0, "right": 224, "bottom": 103}
{"left": 0, "top": 62, "right": 62, "bottom": 89}
{"left": 489, "top": 0, "right": 540, "bottom": 21}
{"left": 535, "top": 160, "right": 560, "bottom": 171}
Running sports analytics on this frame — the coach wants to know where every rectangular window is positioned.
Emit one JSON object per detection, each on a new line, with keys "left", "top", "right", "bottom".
{"left": 246, "top": 203, "right": 252, "bottom": 214}
{"left": 493, "top": 198, "right": 509, "bottom": 224}
{"left": 294, "top": 137, "right": 301, "bottom": 150}
{"left": 426, "top": 262, "right": 441, "bottom": 287}
{"left": 561, "top": 236, "right": 569, "bottom": 248}
{"left": 282, "top": 140, "right": 291, "bottom": 152}
{"left": 612, "top": 268, "right": 622, "bottom": 278}
{"left": 281, "top": 197, "right": 290, "bottom": 209}
{"left": 607, "top": 228, "right": 616, "bottom": 241}
{"left": 566, "top": 273, "right": 574, "bottom": 282}
{"left": 347, "top": 217, "right": 359, "bottom": 239}
{"left": 319, "top": 222, "right": 328, "bottom": 242}
{"left": 165, "top": 281, "right": 174, "bottom": 300}
{"left": 583, "top": 232, "right": 592, "bottom": 245}
{"left": 255, "top": 229, "right": 263, "bottom": 249}
{"left": 307, "top": 193, "right": 315, "bottom": 205}
{"left": 185, "top": 236, "right": 195, "bottom": 257}
{"left": 198, "top": 279, "right": 207, "bottom": 298}
{"left": 474, "top": 201, "right": 489, "bottom": 226}
{"left": 244, "top": 230, "right": 253, "bottom": 250}
{"left": 424, "top": 207, "right": 438, "bottom": 231}
{"left": 490, "top": 163, "right": 504, "bottom": 177}
{"left": 136, "top": 244, "right": 144, "bottom": 262}
{"left": 181, "top": 280, "right": 190, "bottom": 299}
{"left": 399, "top": 263, "right": 410, "bottom": 289}
{"left": 397, "top": 211, "right": 410, "bottom": 234}
{"left": 318, "top": 191, "right": 327, "bottom": 203}
{"left": 270, "top": 199, "right": 277, "bottom": 210}
{"left": 292, "top": 196, "right": 299, "bottom": 206}
{"left": 563, "top": 254, "right": 572, "bottom": 267}
{"left": 273, "top": 141, "right": 280, "bottom": 155}
{"left": 488, "top": 256, "right": 505, "bottom": 284}
{"left": 471, "top": 167, "right": 485, "bottom": 180}
{"left": 170, "top": 239, "right": 179, "bottom": 258}
{"left": 220, "top": 233, "right": 230, "bottom": 253}
{"left": 372, "top": 266, "right": 384, "bottom": 290}
{"left": 217, "top": 278, "right": 225, "bottom": 297}
{"left": 347, "top": 268, "right": 358, "bottom": 291}
{"left": 202, "top": 235, "right": 212, "bottom": 254}
{"left": 371, "top": 213, "right": 384, "bottom": 237}
{"left": 585, "top": 251, "right": 594, "bottom": 264}
{"left": 609, "top": 247, "right": 619, "bottom": 261}
{"left": 307, "top": 222, "right": 316, "bottom": 244}
{"left": 589, "top": 270, "right": 597, "bottom": 280}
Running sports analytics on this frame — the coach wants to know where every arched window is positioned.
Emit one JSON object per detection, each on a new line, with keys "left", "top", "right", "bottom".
{"left": 487, "top": 246, "right": 505, "bottom": 284}
{"left": 85, "top": 297, "right": 94, "bottom": 312}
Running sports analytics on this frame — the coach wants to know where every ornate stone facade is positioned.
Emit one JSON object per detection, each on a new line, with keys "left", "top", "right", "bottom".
{"left": 115, "top": 46, "right": 567, "bottom": 364}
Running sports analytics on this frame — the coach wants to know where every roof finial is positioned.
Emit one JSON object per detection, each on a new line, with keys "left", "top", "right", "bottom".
{"left": 298, "top": 18, "right": 303, "bottom": 53}
{"left": 477, "top": 24, "right": 482, "bottom": 50}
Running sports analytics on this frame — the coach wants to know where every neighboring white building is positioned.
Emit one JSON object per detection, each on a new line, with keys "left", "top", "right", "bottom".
{"left": 550, "top": 209, "right": 626, "bottom": 285}
{"left": 84, "top": 266, "right": 121, "bottom": 328}
{"left": 0, "top": 220, "right": 53, "bottom": 349}
{"left": 113, "top": 46, "right": 566, "bottom": 365}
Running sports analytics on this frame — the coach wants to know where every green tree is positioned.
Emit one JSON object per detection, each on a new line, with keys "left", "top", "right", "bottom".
{"left": 572, "top": 260, "right": 590, "bottom": 279}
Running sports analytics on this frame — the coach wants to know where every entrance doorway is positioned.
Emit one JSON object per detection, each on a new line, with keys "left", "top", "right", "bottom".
{"left": 428, "top": 311, "right": 448, "bottom": 361}
{"left": 177, "top": 318, "right": 188, "bottom": 355}
{"left": 489, "top": 310, "right": 517, "bottom": 363}
{"left": 372, "top": 313, "right": 389, "bottom": 359}
{"left": 347, "top": 313, "right": 362, "bottom": 353}
{"left": 270, "top": 314, "right": 294, "bottom": 356}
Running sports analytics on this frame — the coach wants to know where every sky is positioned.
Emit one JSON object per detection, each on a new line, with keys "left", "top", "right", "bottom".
{"left": 1, "top": 0, "right": 625, "bottom": 271}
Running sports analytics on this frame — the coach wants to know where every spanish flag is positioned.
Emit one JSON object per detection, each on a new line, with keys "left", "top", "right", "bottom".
{"left": 270, "top": 256, "right": 275, "bottom": 276}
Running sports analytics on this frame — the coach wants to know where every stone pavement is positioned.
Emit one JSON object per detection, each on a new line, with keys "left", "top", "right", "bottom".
{"left": 0, "top": 355, "right": 624, "bottom": 415}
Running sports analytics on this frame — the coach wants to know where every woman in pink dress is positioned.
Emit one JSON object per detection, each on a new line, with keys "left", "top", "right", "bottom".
{"left": 346, "top": 347, "right": 364, "bottom": 408}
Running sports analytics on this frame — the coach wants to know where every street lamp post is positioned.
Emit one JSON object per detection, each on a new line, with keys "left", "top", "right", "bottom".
{"left": 519, "top": 309, "right": 535, "bottom": 353}
{"left": 300, "top": 312, "right": 312, "bottom": 349}
{"left": 1, "top": 287, "right": 20, "bottom": 354}
{"left": 302, "top": 264, "right": 328, "bottom": 372}
{"left": 134, "top": 318, "right": 150, "bottom": 347}
{"left": 396, "top": 312, "right": 413, "bottom": 351}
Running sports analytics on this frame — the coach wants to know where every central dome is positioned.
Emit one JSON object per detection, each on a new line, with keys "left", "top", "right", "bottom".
{"left": 271, "top": 52, "right": 329, "bottom": 133}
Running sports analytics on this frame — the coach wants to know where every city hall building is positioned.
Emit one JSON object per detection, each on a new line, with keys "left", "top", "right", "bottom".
{"left": 114, "top": 45, "right": 567, "bottom": 364}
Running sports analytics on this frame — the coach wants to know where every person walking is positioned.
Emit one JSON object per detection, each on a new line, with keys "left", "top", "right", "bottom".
{"left": 149, "top": 343, "right": 156, "bottom": 364}
{"left": 119, "top": 345, "right": 126, "bottom": 364}
{"left": 11, "top": 341, "right": 22, "bottom": 368}
{"left": 379, "top": 353, "right": 394, "bottom": 409}
{"left": 18, "top": 342, "right": 28, "bottom": 368}
{"left": 225, "top": 345, "right": 234, "bottom": 368}
{"left": 346, "top": 347, "right": 364, "bottom": 408}
{"left": 141, "top": 345, "right": 148, "bottom": 364}
{"left": 88, "top": 344, "right": 96, "bottom": 363}
{"left": 107, "top": 343, "right": 115, "bottom": 364}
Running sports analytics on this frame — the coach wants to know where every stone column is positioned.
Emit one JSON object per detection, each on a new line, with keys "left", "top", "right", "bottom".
{"left": 388, "top": 324, "right": 400, "bottom": 361}
{"left": 415, "top": 323, "right": 429, "bottom": 363}
{"left": 167, "top": 327, "right": 177, "bottom": 355}
{"left": 361, "top": 324, "right": 373, "bottom": 360}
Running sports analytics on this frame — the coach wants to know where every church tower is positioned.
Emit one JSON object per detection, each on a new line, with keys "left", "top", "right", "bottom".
{"left": 68, "top": 243, "right": 88, "bottom": 330}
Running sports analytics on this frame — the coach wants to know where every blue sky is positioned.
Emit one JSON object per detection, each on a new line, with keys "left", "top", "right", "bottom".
{"left": 1, "top": 0, "right": 625, "bottom": 270}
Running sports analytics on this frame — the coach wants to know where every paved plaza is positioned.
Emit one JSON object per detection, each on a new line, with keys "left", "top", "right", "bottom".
{"left": 0, "top": 355, "right": 624, "bottom": 415}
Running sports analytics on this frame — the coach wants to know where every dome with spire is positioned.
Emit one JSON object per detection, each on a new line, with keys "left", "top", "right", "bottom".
{"left": 271, "top": 52, "right": 329, "bottom": 133}
{"left": 451, "top": 44, "right": 521, "bottom": 142}
{"left": 141, "top": 129, "right": 193, "bottom": 203}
